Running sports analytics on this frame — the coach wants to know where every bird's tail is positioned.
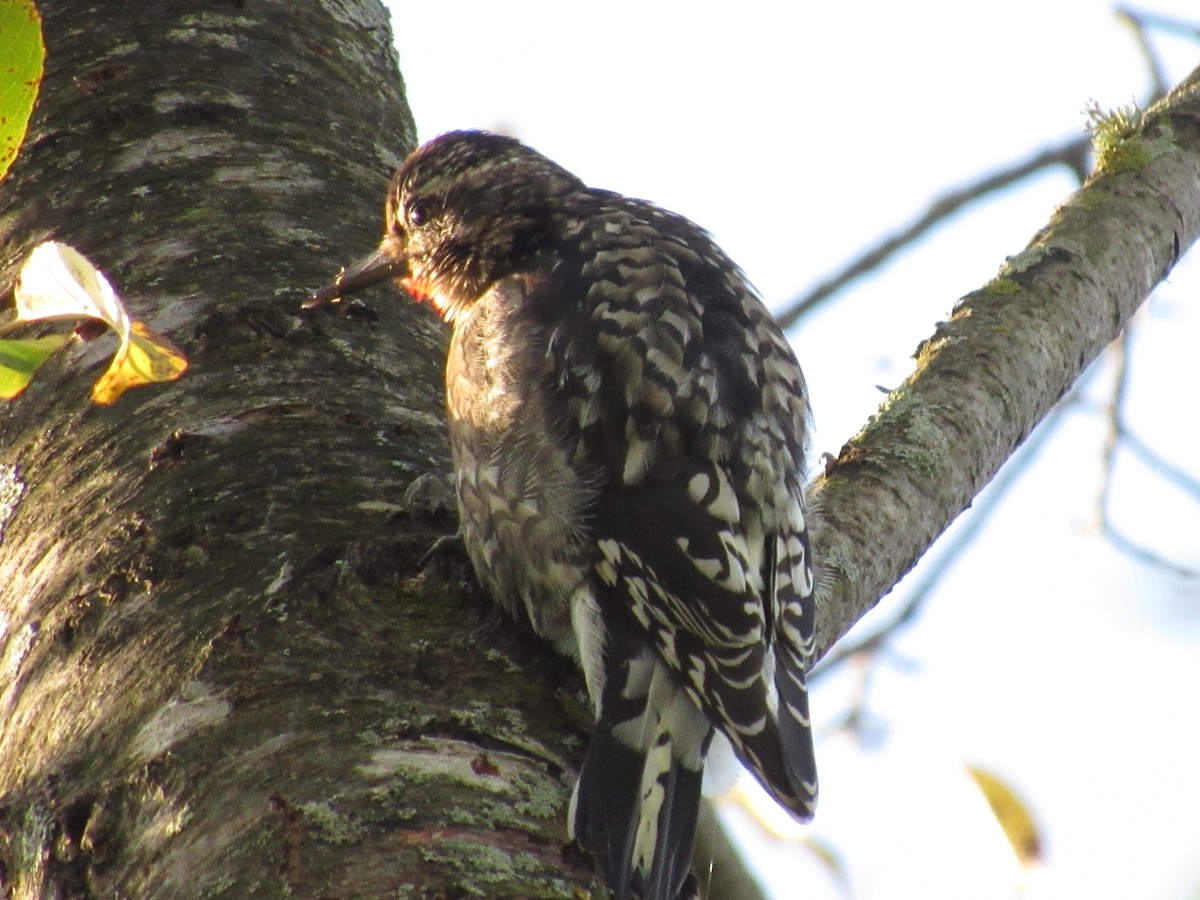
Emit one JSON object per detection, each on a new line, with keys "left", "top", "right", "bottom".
{"left": 570, "top": 650, "right": 711, "bottom": 900}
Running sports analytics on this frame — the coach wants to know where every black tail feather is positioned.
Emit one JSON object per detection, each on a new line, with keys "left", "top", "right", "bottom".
{"left": 572, "top": 717, "right": 706, "bottom": 900}
{"left": 572, "top": 721, "right": 642, "bottom": 897}
{"left": 646, "top": 760, "right": 703, "bottom": 899}
{"left": 775, "top": 646, "right": 819, "bottom": 818}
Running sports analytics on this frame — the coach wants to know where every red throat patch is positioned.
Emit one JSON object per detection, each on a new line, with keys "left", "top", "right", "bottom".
{"left": 399, "top": 275, "right": 430, "bottom": 303}
{"left": 402, "top": 275, "right": 458, "bottom": 322}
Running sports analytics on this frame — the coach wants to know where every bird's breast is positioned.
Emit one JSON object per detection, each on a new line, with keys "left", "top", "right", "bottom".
{"left": 443, "top": 287, "right": 594, "bottom": 652}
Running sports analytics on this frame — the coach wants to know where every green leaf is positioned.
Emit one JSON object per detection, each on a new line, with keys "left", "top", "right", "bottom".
{"left": 0, "top": 0, "right": 45, "bottom": 182}
{"left": 0, "top": 334, "right": 67, "bottom": 399}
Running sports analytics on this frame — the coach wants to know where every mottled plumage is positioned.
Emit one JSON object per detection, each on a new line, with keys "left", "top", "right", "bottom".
{"left": 311, "top": 130, "right": 818, "bottom": 900}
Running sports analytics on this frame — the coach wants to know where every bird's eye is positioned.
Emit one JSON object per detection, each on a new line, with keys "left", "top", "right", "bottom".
{"left": 407, "top": 199, "right": 432, "bottom": 228}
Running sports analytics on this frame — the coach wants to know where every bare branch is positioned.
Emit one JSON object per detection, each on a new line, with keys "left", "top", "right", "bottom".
{"left": 808, "top": 66, "right": 1200, "bottom": 662}
{"left": 1101, "top": 520, "right": 1196, "bottom": 578}
{"left": 776, "top": 139, "right": 1091, "bottom": 331}
{"left": 1095, "top": 328, "right": 1199, "bottom": 576}
{"left": 810, "top": 384, "right": 1077, "bottom": 681}
{"left": 1115, "top": 6, "right": 1200, "bottom": 107}
{"left": 1121, "top": 428, "right": 1200, "bottom": 499}
{"left": 780, "top": 8, "right": 1200, "bottom": 334}
{"left": 1116, "top": 7, "right": 1200, "bottom": 42}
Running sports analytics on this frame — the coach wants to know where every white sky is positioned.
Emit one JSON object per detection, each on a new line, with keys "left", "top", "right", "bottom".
{"left": 382, "top": 3, "right": 1200, "bottom": 898}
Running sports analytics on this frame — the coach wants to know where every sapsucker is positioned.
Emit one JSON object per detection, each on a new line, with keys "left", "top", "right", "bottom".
{"left": 310, "top": 130, "right": 818, "bottom": 900}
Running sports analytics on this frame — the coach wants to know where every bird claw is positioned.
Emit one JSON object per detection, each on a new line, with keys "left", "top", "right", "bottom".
{"left": 419, "top": 531, "right": 468, "bottom": 572}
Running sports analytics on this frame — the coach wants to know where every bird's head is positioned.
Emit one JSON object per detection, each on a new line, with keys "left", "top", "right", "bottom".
{"left": 307, "top": 130, "right": 585, "bottom": 322}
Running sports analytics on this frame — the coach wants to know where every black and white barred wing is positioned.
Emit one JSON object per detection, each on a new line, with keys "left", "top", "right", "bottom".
{"left": 590, "top": 464, "right": 815, "bottom": 819}
{"left": 550, "top": 196, "right": 820, "bottom": 817}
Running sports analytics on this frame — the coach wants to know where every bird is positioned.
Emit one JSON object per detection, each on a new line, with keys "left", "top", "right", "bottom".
{"left": 309, "top": 130, "right": 818, "bottom": 899}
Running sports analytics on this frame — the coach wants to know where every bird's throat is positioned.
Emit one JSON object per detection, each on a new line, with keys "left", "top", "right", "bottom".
{"left": 402, "top": 274, "right": 462, "bottom": 323}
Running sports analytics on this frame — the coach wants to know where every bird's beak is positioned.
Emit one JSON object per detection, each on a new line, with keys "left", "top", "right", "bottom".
{"left": 304, "top": 243, "right": 407, "bottom": 308}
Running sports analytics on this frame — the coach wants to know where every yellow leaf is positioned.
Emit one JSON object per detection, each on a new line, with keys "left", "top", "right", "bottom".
{"left": 91, "top": 321, "right": 188, "bottom": 405}
{"left": 800, "top": 833, "right": 850, "bottom": 895}
{"left": 967, "top": 765, "right": 1043, "bottom": 867}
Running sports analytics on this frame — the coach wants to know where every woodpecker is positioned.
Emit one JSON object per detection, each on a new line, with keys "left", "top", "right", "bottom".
{"left": 310, "top": 131, "right": 818, "bottom": 899}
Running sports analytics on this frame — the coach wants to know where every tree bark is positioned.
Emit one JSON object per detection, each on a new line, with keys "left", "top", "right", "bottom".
{"left": 1, "top": 1, "right": 597, "bottom": 896}
{"left": 1, "top": 2, "right": 1197, "bottom": 897}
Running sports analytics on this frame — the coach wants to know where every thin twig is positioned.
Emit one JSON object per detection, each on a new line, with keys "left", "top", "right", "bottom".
{"left": 780, "top": 7, "right": 1200, "bottom": 334}
{"left": 1096, "top": 329, "right": 1199, "bottom": 577}
{"left": 1116, "top": 8, "right": 1171, "bottom": 97}
{"left": 1115, "top": 6, "right": 1200, "bottom": 41}
{"left": 1122, "top": 429, "right": 1200, "bottom": 499}
{"left": 776, "top": 138, "right": 1091, "bottom": 331}
{"left": 1095, "top": 332, "right": 1131, "bottom": 528}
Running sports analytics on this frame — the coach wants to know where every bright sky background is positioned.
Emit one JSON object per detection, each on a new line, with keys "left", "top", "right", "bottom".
{"left": 381, "top": 3, "right": 1200, "bottom": 898}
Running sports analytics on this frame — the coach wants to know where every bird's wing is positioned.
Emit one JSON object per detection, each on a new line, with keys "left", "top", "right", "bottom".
{"left": 541, "top": 197, "right": 818, "bottom": 898}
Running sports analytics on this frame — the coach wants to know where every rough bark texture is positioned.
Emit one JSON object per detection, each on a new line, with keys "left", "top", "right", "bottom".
{"left": 1, "top": 2, "right": 1198, "bottom": 897}
{"left": 810, "top": 69, "right": 1200, "bottom": 658}
{"left": 0, "top": 2, "right": 601, "bottom": 897}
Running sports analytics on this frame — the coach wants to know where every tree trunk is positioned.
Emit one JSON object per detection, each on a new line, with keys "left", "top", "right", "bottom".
{"left": 1, "top": 1, "right": 596, "bottom": 896}
{"left": 2, "top": 2, "right": 1198, "bottom": 897}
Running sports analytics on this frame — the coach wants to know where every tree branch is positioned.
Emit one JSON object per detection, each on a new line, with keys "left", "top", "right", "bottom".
{"left": 1095, "top": 329, "right": 1198, "bottom": 576}
{"left": 809, "top": 67, "right": 1200, "bottom": 659}
{"left": 809, "top": 383, "right": 1078, "bottom": 681}
{"left": 775, "top": 138, "right": 1091, "bottom": 330}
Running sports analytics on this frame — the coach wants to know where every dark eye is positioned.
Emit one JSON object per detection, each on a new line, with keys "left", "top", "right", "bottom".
{"left": 407, "top": 199, "right": 432, "bottom": 228}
